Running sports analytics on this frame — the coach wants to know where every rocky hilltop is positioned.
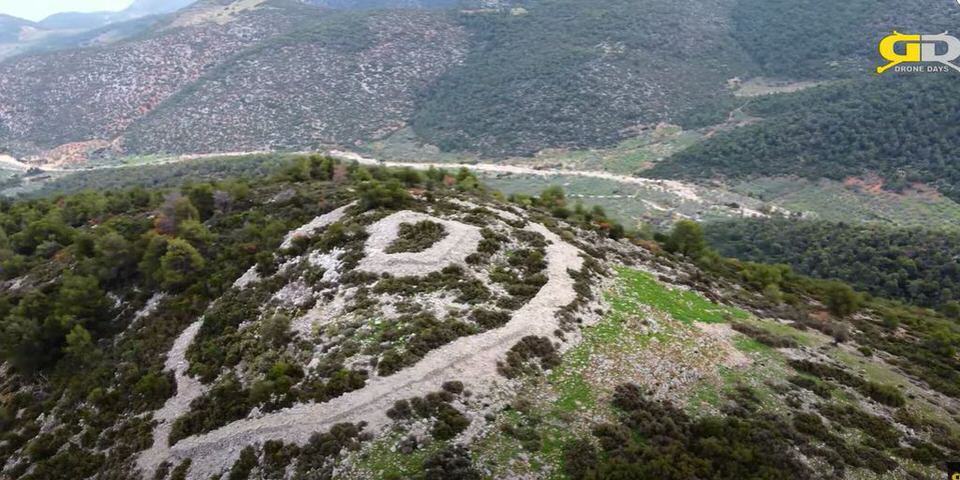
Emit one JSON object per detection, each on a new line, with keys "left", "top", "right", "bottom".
{"left": 0, "top": 156, "right": 957, "bottom": 479}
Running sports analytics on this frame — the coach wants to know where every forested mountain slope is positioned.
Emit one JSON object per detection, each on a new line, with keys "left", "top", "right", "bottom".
{"left": 3, "top": 0, "right": 957, "bottom": 163}
{"left": 0, "top": 0, "right": 321, "bottom": 163}
{"left": 705, "top": 218, "right": 960, "bottom": 310}
{"left": 0, "top": 0, "right": 197, "bottom": 62}
{"left": 648, "top": 76, "right": 960, "bottom": 202}
{"left": 304, "top": 0, "right": 462, "bottom": 7}
{"left": 122, "top": 9, "right": 467, "bottom": 155}
{"left": 409, "top": 0, "right": 754, "bottom": 156}
{"left": 730, "top": 0, "right": 960, "bottom": 78}
{"left": 0, "top": 15, "right": 37, "bottom": 43}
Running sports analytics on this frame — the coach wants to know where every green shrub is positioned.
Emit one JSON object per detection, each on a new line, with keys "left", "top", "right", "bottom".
{"left": 170, "top": 459, "right": 191, "bottom": 480}
{"left": 860, "top": 381, "right": 906, "bottom": 408}
{"left": 470, "top": 309, "right": 511, "bottom": 329}
{"left": 732, "top": 322, "right": 799, "bottom": 348}
{"left": 227, "top": 446, "right": 258, "bottom": 480}
{"left": 787, "top": 375, "right": 833, "bottom": 399}
{"left": 498, "top": 336, "right": 560, "bottom": 378}
{"left": 385, "top": 221, "right": 447, "bottom": 254}
{"left": 422, "top": 445, "right": 480, "bottom": 480}
{"left": 431, "top": 403, "right": 471, "bottom": 440}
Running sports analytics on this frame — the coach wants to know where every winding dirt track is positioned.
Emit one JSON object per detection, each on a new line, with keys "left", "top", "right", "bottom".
{"left": 331, "top": 150, "right": 704, "bottom": 203}
{"left": 6, "top": 149, "right": 705, "bottom": 206}
{"left": 138, "top": 221, "right": 583, "bottom": 479}
{"left": 137, "top": 321, "right": 207, "bottom": 475}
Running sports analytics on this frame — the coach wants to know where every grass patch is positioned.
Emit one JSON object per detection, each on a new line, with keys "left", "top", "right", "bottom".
{"left": 734, "top": 317, "right": 824, "bottom": 348}
{"left": 614, "top": 267, "right": 747, "bottom": 324}
{"left": 732, "top": 335, "right": 773, "bottom": 354}
{"left": 353, "top": 434, "right": 440, "bottom": 480}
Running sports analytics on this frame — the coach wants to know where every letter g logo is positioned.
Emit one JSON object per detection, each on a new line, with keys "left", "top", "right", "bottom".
{"left": 877, "top": 31, "right": 921, "bottom": 74}
{"left": 877, "top": 31, "right": 960, "bottom": 74}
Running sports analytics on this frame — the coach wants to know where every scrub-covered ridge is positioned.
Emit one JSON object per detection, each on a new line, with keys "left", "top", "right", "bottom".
{"left": 0, "top": 156, "right": 956, "bottom": 479}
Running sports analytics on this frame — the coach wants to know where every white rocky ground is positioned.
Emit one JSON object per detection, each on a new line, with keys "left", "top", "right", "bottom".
{"left": 357, "top": 210, "right": 482, "bottom": 276}
{"left": 136, "top": 321, "right": 208, "bottom": 475}
{"left": 279, "top": 202, "right": 356, "bottom": 250}
{"left": 136, "top": 207, "right": 585, "bottom": 479}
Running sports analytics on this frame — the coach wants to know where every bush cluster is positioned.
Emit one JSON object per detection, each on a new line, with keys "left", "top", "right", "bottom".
{"left": 377, "top": 313, "right": 476, "bottom": 376}
{"left": 385, "top": 221, "right": 448, "bottom": 254}
{"left": 497, "top": 336, "right": 561, "bottom": 379}
{"left": 731, "top": 322, "right": 799, "bottom": 348}
{"left": 385, "top": 388, "right": 470, "bottom": 441}
{"left": 374, "top": 266, "right": 491, "bottom": 305}
{"left": 789, "top": 360, "right": 905, "bottom": 407}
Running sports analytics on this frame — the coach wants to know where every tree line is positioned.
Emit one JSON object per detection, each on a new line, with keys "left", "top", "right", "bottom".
{"left": 704, "top": 218, "right": 960, "bottom": 314}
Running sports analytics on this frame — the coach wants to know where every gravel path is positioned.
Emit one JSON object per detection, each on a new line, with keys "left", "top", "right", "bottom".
{"left": 331, "top": 150, "right": 704, "bottom": 203}
{"left": 357, "top": 210, "right": 482, "bottom": 277}
{"left": 136, "top": 321, "right": 208, "bottom": 475}
{"left": 280, "top": 202, "right": 355, "bottom": 250}
{"left": 142, "top": 223, "right": 583, "bottom": 479}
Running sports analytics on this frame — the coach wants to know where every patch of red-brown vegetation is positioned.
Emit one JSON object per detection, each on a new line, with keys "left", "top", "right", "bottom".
{"left": 25, "top": 139, "right": 121, "bottom": 168}
{"left": 843, "top": 174, "right": 942, "bottom": 201}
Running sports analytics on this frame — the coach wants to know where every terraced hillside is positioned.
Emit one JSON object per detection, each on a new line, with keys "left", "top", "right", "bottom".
{"left": 0, "top": 156, "right": 958, "bottom": 479}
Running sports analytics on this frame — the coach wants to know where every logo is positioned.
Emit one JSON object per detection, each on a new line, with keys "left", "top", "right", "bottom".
{"left": 877, "top": 31, "right": 960, "bottom": 74}
{"left": 949, "top": 461, "right": 960, "bottom": 480}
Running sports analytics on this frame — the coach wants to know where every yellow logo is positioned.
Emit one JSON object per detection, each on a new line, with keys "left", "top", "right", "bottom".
{"left": 877, "top": 31, "right": 960, "bottom": 74}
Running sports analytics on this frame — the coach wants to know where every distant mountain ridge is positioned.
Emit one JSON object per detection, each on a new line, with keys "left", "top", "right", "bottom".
{"left": 304, "top": 0, "right": 463, "bottom": 7}
{"left": 1, "top": 0, "right": 958, "bottom": 165}
{"left": 0, "top": 14, "right": 38, "bottom": 43}
{"left": 0, "top": 0, "right": 198, "bottom": 62}
{"left": 38, "top": 0, "right": 198, "bottom": 29}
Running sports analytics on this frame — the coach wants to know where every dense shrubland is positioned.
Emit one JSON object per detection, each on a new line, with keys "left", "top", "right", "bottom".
{"left": 732, "top": 0, "right": 960, "bottom": 79}
{"left": 0, "top": 154, "right": 494, "bottom": 476}
{"left": 385, "top": 220, "right": 448, "bottom": 254}
{"left": 563, "top": 381, "right": 952, "bottom": 479}
{"left": 654, "top": 220, "right": 960, "bottom": 400}
{"left": 411, "top": 0, "right": 752, "bottom": 156}
{"left": 705, "top": 218, "right": 960, "bottom": 311}
{"left": 386, "top": 384, "right": 471, "bottom": 441}
{"left": 650, "top": 76, "right": 960, "bottom": 202}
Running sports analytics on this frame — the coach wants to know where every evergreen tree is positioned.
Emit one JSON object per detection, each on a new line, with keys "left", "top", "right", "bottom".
{"left": 159, "top": 239, "right": 206, "bottom": 291}
{"left": 666, "top": 220, "right": 706, "bottom": 258}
